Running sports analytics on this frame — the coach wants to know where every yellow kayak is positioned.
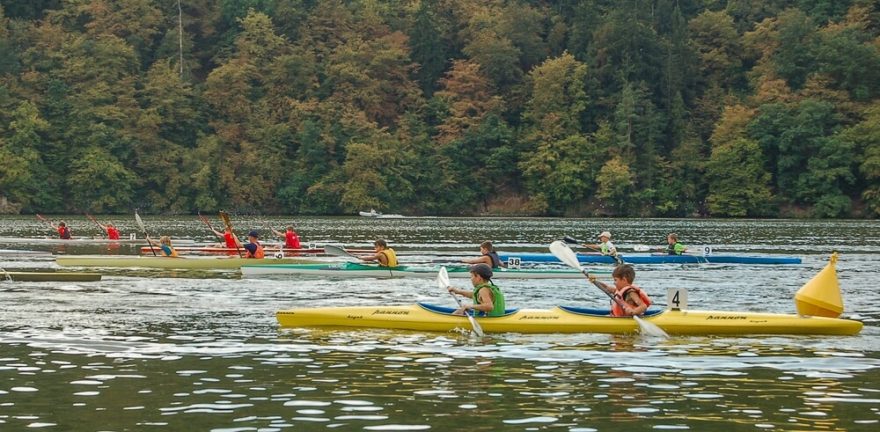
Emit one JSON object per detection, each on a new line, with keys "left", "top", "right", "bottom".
{"left": 276, "top": 303, "right": 862, "bottom": 336}
{"left": 277, "top": 254, "right": 861, "bottom": 336}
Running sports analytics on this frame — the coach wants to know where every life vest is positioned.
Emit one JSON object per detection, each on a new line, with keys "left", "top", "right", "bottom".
{"left": 472, "top": 282, "right": 506, "bottom": 317}
{"left": 601, "top": 241, "right": 616, "bottom": 255}
{"left": 666, "top": 242, "right": 685, "bottom": 255}
{"left": 378, "top": 248, "right": 398, "bottom": 267}
{"left": 246, "top": 241, "right": 265, "bottom": 258}
{"left": 107, "top": 227, "right": 120, "bottom": 240}
{"left": 58, "top": 226, "right": 71, "bottom": 239}
{"left": 285, "top": 231, "right": 301, "bottom": 249}
{"left": 486, "top": 251, "right": 504, "bottom": 268}
{"left": 223, "top": 232, "right": 237, "bottom": 248}
{"left": 611, "top": 284, "right": 652, "bottom": 317}
{"left": 160, "top": 244, "right": 178, "bottom": 258}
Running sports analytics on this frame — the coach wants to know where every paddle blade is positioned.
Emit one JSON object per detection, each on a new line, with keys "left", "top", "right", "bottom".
{"left": 633, "top": 245, "right": 651, "bottom": 252}
{"left": 634, "top": 315, "right": 669, "bottom": 338}
{"left": 134, "top": 211, "right": 146, "bottom": 232}
{"left": 437, "top": 266, "right": 449, "bottom": 290}
{"left": 550, "top": 240, "right": 583, "bottom": 270}
{"left": 563, "top": 235, "right": 581, "bottom": 245}
{"left": 323, "top": 245, "right": 356, "bottom": 258}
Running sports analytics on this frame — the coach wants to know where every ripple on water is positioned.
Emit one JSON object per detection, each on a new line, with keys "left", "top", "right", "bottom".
{"left": 363, "top": 426, "right": 431, "bottom": 431}
{"left": 503, "top": 417, "right": 558, "bottom": 424}
{"left": 282, "top": 400, "right": 331, "bottom": 407}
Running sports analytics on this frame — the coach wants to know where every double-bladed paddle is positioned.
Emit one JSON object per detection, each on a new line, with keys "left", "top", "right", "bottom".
{"left": 438, "top": 266, "right": 484, "bottom": 337}
{"left": 549, "top": 240, "right": 667, "bottom": 338}
{"left": 219, "top": 211, "right": 244, "bottom": 258}
{"left": 135, "top": 211, "right": 157, "bottom": 257}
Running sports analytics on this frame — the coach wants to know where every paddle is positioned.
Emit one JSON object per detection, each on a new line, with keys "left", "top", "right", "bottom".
{"left": 85, "top": 213, "right": 106, "bottom": 237}
{"left": 35, "top": 214, "right": 54, "bottom": 230}
{"left": 323, "top": 244, "right": 359, "bottom": 259}
{"left": 438, "top": 266, "right": 484, "bottom": 337}
{"left": 549, "top": 240, "right": 667, "bottom": 337}
{"left": 135, "top": 211, "right": 157, "bottom": 256}
{"left": 197, "top": 212, "right": 217, "bottom": 234}
{"left": 219, "top": 211, "right": 244, "bottom": 258}
{"left": 562, "top": 234, "right": 623, "bottom": 265}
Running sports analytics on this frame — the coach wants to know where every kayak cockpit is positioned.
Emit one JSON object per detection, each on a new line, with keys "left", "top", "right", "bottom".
{"left": 418, "top": 302, "right": 520, "bottom": 317}
{"left": 557, "top": 305, "right": 664, "bottom": 318}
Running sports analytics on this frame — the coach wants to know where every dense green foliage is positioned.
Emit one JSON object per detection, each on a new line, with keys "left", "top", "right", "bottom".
{"left": 1, "top": 0, "right": 879, "bottom": 217}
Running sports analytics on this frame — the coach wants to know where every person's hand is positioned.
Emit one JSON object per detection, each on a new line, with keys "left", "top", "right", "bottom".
{"left": 587, "top": 274, "right": 597, "bottom": 282}
{"left": 447, "top": 286, "right": 456, "bottom": 295}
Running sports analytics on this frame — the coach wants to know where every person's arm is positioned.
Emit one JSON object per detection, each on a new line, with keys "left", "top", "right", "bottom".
{"left": 270, "top": 227, "right": 283, "bottom": 237}
{"left": 590, "top": 278, "right": 615, "bottom": 296}
{"left": 606, "top": 242, "right": 617, "bottom": 255}
{"left": 624, "top": 291, "right": 648, "bottom": 316}
{"left": 359, "top": 253, "right": 380, "bottom": 263}
{"left": 471, "top": 287, "right": 494, "bottom": 314}
{"left": 210, "top": 227, "right": 224, "bottom": 238}
{"left": 461, "top": 256, "right": 491, "bottom": 265}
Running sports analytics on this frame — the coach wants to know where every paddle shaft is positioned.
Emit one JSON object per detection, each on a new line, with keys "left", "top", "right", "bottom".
{"left": 135, "top": 212, "right": 157, "bottom": 257}
{"left": 439, "top": 267, "right": 484, "bottom": 337}
{"left": 85, "top": 214, "right": 107, "bottom": 237}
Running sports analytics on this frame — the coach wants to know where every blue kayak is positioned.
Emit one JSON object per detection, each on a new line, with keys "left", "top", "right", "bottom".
{"left": 499, "top": 253, "right": 801, "bottom": 265}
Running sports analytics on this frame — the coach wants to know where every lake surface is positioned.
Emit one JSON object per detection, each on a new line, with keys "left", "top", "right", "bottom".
{"left": 1, "top": 216, "right": 879, "bottom": 431}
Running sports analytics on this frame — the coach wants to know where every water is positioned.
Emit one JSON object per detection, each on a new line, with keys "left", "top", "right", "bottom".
{"left": 1, "top": 216, "right": 879, "bottom": 431}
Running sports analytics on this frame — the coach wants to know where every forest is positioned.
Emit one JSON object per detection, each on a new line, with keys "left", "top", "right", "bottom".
{"left": 0, "top": 0, "right": 879, "bottom": 218}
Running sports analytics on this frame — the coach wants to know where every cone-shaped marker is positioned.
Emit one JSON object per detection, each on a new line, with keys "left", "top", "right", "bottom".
{"left": 795, "top": 253, "right": 844, "bottom": 318}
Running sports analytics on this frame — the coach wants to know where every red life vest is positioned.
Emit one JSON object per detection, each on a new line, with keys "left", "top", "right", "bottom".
{"left": 107, "top": 227, "right": 120, "bottom": 240}
{"left": 246, "top": 241, "right": 265, "bottom": 259}
{"left": 611, "top": 284, "right": 652, "bottom": 317}
{"left": 58, "top": 226, "right": 71, "bottom": 239}
{"left": 285, "top": 231, "right": 301, "bottom": 249}
{"left": 224, "top": 232, "right": 237, "bottom": 248}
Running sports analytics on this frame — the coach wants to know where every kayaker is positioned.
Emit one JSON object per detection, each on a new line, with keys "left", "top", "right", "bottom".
{"left": 49, "top": 221, "right": 72, "bottom": 239}
{"left": 664, "top": 233, "right": 687, "bottom": 255}
{"left": 359, "top": 239, "right": 398, "bottom": 267}
{"left": 209, "top": 225, "right": 241, "bottom": 249}
{"left": 461, "top": 241, "right": 507, "bottom": 269}
{"left": 590, "top": 264, "right": 651, "bottom": 316}
{"left": 96, "top": 221, "right": 120, "bottom": 240}
{"left": 583, "top": 231, "right": 617, "bottom": 256}
{"left": 447, "top": 263, "right": 506, "bottom": 317}
{"left": 243, "top": 230, "right": 265, "bottom": 258}
{"left": 148, "top": 236, "right": 178, "bottom": 257}
{"left": 270, "top": 225, "right": 301, "bottom": 249}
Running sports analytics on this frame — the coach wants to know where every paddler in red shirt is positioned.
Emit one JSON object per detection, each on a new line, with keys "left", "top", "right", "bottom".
{"left": 95, "top": 220, "right": 120, "bottom": 240}
{"left": 270, "top": 225, "right": 301, "bottom": 249}
{"left": 209, "top": 225, "right": 241, "bottom": 249}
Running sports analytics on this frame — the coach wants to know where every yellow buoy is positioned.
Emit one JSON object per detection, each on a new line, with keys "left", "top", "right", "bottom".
{"left": 794, "top": 253, "right": 844, "bottom": 318}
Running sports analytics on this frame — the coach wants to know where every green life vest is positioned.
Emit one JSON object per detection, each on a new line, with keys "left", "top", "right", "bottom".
{"left": 472, "top": 282, "right": 505, "bottom": 317}
{"left": 666, "top": 242, "right": 686, "bottom": 255}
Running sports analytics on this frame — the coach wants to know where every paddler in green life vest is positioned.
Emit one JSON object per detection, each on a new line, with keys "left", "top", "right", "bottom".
{"left": 447, "top": 263, "right": 506, "bottom": 317}
{"left": 359, "top": 238, "right": 398, "bottom": 267}
{"left": 664, "top": 233, "right": 687, "bottom": 255}
{"left": 583, "top": 231, "right": 617, "bottom": 256}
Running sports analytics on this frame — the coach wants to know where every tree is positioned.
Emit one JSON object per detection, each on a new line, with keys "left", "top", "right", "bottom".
{"left": 434, "top": 59, "right": 501, "bottom": 145}
{"left": 595, "top": 156, "right": 635, "bottom": 215}
{"left": 705, "top": 138, "right": 774, "bottom": 216}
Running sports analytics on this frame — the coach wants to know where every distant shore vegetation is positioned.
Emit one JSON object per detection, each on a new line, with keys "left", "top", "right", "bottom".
{"left": 1, "top": 1, "right": 879, "bottom": 218}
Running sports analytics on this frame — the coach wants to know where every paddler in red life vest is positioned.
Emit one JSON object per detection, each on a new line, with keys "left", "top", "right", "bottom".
{"left": 590, "top": 264, "right": 652, "bottom": 317}
{"left": 243, "top": 230, "right": 265, "bottom": 258}
{"left": 49, "top": 221, "right": 72, "bottom": 239}
{"left": 358, "top": 239, "right": 398, "bottom": 267}
{"left": 270, "top": 225, "right": 301, "bottom": 249}
{"left": 209, "top": 225, "right": 241, "bottom": 249}
{"left": 461, "top": 240, "right": 507, "bottom": 269}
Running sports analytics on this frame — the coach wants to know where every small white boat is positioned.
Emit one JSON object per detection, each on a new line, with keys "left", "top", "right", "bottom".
{"left": 358, "top": 209, "right": 382, "bottom": 217}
